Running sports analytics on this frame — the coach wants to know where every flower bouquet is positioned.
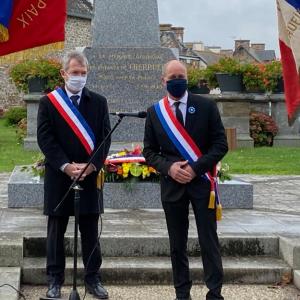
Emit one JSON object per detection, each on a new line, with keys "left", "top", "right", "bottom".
{"left": 104, "top": 145, "right": 159, "bottom": 182}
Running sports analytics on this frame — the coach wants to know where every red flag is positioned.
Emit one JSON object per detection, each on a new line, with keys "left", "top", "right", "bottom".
{"left": 0, "top": 0, "right": 66, "bottom": 60}
{"left": 277, "top": 0, "right": 300, "bottom": 125}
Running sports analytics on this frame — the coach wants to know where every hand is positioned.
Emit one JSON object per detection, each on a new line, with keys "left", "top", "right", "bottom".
{"left": 168, "top": 161, "right": 193, "bottom": 184}
{"left": 73, "top": 163, "right": 95, "bottom": 179}
{"left": 64, "top": 163, "right": 83, "bottom": 180}
{"left": 182, "top": 164, "right": 196, "bottom": 180}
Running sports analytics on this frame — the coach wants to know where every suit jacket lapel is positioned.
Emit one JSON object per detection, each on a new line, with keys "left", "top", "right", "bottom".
{"left": 185, "top": 93, "right": 196, "bottom": 133}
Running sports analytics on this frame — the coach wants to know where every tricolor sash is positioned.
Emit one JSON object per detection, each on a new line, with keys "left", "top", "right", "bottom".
{"left": 154, "top": 97, "right": 222, "bottom": 220}
{"left": 47, "top": 88, "right": 95, "bottom": 155}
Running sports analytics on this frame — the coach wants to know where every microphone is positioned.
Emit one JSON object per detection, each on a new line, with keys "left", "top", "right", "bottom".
{"left": 110, "top": 111, "right": 147, "bottom": 118}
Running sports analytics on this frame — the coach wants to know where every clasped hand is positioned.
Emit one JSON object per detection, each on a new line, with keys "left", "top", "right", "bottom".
{"left": 64, "top": 162, "right": 94, "bottom": 181}
{"left": 168, "top": 160, "right": 196, "bottom": 184}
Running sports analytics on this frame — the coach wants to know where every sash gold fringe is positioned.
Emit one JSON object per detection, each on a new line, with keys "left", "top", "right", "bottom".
{"left": 208, "top": 190, "right": 215, "bottom": 209}
{"left": 97, "top": 169, "right": 105, "bottom": 190}
{"left": 0, "top": 24, "right": 9, "bottom": 42}
{"left": 216, "top": 203, "right": 222, "bottom": 221}
{"left": 0, "top": 42, "right": 64, "bottom": 65}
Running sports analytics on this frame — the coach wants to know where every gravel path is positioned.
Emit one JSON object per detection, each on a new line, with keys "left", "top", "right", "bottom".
{"left": 21, "top": 284, "right": 300, "bottom": 300}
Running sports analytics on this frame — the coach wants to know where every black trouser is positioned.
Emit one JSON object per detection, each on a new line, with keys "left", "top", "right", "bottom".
{"left": 162, "top": 191, "right": 224, "bottom": 300}
{"left": 46, "top": 214, "right": 102, "bottom": 285}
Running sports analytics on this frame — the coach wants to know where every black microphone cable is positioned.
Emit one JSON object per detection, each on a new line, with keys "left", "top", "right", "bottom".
{"left": 82, "top": 212, "right": 103, "bottom": 300}
{"left": 0, "top": 283, "right": 27, "bottom": 300}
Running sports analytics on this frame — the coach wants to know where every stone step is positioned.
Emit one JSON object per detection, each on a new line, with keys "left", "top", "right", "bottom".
{"left": 0, "top": 234, "right": 23, "bottom": 267}
{"left": 22, "top": 256, "right": 290, "bottom": 285}
{"left": 23, "top": 235, "right": 279, "bottom": 258}
{"left": 0, "top": 267, "right": 21, "bottom": 300}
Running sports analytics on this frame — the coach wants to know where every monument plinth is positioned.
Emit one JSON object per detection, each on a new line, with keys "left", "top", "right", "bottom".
{"left": 84, "top": 0, "right": 176, "bottom": 143}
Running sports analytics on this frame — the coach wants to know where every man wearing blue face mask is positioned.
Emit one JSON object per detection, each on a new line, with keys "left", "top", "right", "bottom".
{"left": 143, "top": 60, "right": 228, "bottom": 300}
{"left": 37, "top": 51, "right": 111, "bottom": 299}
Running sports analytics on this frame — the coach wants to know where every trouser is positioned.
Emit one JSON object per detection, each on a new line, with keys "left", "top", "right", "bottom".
{"left": 46, "top": 214, "right": 101, "bottom": 285}
{"left": 162, "top": 191, "right": 224, "bottom": 300}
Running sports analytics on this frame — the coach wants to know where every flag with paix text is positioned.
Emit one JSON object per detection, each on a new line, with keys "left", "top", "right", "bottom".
{"left": 277, "top": 0, "right": 300, "bottom": 125}
{"left": 0, "top": 0, "right": 66, "bottom": 62}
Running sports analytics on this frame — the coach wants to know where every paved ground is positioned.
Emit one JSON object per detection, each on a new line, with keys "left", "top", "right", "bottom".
{"left": 1, "top": 173, "right": 300, "bottom": 237}
{"left": 1, "top": 173, "right": 300, "bottom": 299}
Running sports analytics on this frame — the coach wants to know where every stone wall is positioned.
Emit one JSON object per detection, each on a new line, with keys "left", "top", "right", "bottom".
{"left": 0, "top": 17, "right": 92, "bottom": 109}
{"left": 64, "top": 17, "right": 92, "bottom": 51}
{"left": 0, "top": 65, "right": 23, "bottom": 108}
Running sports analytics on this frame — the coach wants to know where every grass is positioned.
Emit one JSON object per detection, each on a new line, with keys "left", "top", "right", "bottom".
{"left": 0, "top": 117, "right": 299, "bottom": 175}
{"left": 223, "top": 147, "right": 300, "bottom": 175}
{"left": 0, "top": 118, "right": 39, "bottom": 172}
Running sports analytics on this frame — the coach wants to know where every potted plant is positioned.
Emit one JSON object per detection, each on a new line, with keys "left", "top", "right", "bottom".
{"left": 249, "top": 111, "right": 278, "bottom": 147}
{"left": 264, "top": 60, "right": 283, "bottom": 93}
{"left": 242, "top": 63, "right": 265, "bottom": 93}
{"left": 243, "top": 61, "right": 283, "bottom": 94}
{"left": 9, "top": 58, "right": 63, "bottom": 94}
{"left": 187, "top": 67, "right": 210, "bottom": 94}
{"left": 204, "top": 57, "right": 244, "bottom": 93}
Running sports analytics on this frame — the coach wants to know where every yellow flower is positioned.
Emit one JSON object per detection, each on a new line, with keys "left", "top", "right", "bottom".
{"left": 148, "top": 167, "right": 157, "bottom": 174}
{"left": 142, "top": 166, "right": 150, "bottom": 179}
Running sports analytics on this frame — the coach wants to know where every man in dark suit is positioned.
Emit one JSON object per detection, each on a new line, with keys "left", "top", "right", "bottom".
{"left": 37, "top": 51, "right": 111, "bottom": 299}
{"left": 143, "top": 60, "right": 228, "bottom": 300}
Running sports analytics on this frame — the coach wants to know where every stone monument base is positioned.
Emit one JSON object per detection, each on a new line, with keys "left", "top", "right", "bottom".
{"left": 8, "top": 166, "right": 253, "bottom": 209}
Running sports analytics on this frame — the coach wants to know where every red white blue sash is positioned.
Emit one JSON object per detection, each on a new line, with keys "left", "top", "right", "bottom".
{"left": 47, "top": 88, "right": 95, "bottom": 155}
{"left": 154, "top": 97, "right": 221, "bottom": 214}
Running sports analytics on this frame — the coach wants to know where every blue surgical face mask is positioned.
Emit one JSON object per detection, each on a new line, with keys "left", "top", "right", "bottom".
{"left": 166, "top": 78, "right": 188, "bottom": 98}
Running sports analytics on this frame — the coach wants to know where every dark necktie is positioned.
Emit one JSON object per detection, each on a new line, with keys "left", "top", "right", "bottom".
{"left": 174, "top": 101, "right": 184, "bottom": 126}
{"left": 70, "top": 95, "right": 80, "bottom": 109}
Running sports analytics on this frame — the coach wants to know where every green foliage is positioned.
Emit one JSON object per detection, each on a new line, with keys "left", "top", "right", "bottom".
{"left": 242, "top": 61, "right": 283, "bottom": 93}
{"left": 187, "top": 67, "right": 206, "bottom": 88}
{"left": 4, "top": 106, "right": 26, "bottom": 126}
{"left": 0, "top": 118, "right": 39, "bottom": 172}
{"left": 249, "top": 111, "right": 278, "bottom": 147}
{"left": 16, "top": 118, "right": 27, "bottom": 143}
{"left": 242, "top": 63, "right": 265, "bottom": 92}
{"left": 204, "top": 57, "right": 243, "bottom": 88}
{"left": 264, "top": 60, "right": 283, "bottom": 92}
{"left": 203, "top": 58, "right": 283, "bottom": 92}
{"left": 21, "top": 153, "right": 45, "bottom": 177}
{"left": 9, "top": 58, "right": 63, "bottom": 93}
{"left": 217, "top": 163, "right": 232, "bottom": 182}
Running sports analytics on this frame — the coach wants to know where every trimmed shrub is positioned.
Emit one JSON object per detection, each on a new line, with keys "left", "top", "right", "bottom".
{"left": 4, "top": 106, "right": 27, "bottom": 126}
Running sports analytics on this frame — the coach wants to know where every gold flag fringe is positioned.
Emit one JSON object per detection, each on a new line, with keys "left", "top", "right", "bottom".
{"left": 0, "top": 42, "right": 64, "bottom": 65}
{"left": 0, "top": 24, "right": 9, "bottom": 42}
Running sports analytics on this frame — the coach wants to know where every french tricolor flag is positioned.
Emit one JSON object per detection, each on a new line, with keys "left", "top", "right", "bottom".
{"left": 277, "top": 0, "right": 300, "bottom": 125}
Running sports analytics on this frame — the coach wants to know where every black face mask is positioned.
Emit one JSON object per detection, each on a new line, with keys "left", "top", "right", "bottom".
{"left": 166, "top": 78, "right": 188, "bottom": 98}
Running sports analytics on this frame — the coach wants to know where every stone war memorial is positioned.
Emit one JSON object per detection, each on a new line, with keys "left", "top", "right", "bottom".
{"left": 84, "top": 0, "right": 176, "bottom": 143}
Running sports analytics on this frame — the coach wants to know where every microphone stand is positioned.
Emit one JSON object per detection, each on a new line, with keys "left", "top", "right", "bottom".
{"left": 40, "top": 116, "right": 124, "bottom": 300}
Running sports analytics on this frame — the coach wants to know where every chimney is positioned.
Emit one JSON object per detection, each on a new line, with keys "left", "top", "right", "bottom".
{"left": 235, "top": 40, "right": 250, "bottom": 50}
{"left": 185, "top": 42, "right": 193, "bottom": 49}
{"left": 160, "top": 24, "right": 172, "bottom": 32}
{"left": 171, "top": 26, "right": 184, "bottom": 42}
{"left": 220, "top": 49, "right": 234, "bottom": 57}
{"left": 251, "top": 43, "right": 265, "bottom": 51}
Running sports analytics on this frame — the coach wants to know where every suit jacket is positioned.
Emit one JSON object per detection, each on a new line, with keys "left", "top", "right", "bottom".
{"left": 37, "top": 87, "right": 111, "bottom": 216}
{"left": 143, "top": 92, "right": 228, "bottom": 202}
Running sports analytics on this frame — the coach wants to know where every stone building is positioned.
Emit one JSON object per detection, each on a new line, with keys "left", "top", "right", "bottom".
{"left": 0, "top": 0, "right": 93, "bottom": 109}
{"left": 233, "top": 40, "right": 276, "bottom": 63}
{"left": 160, "top": 25, "right": 224, "bottom": 69}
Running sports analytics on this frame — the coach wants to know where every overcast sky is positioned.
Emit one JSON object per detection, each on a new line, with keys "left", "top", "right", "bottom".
{"left": 157, "top": 0, "right": 279, "bottom": 56}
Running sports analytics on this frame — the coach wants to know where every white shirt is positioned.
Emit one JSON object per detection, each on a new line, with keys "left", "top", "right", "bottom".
{"left": 60, "top": 87, "right": 95, "bottom": 173}
{"left": 167, "top": 91, "right": 188, "bottom": 125}
{"left": 65, "top": 86, "right": 82, "bottom": 105}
